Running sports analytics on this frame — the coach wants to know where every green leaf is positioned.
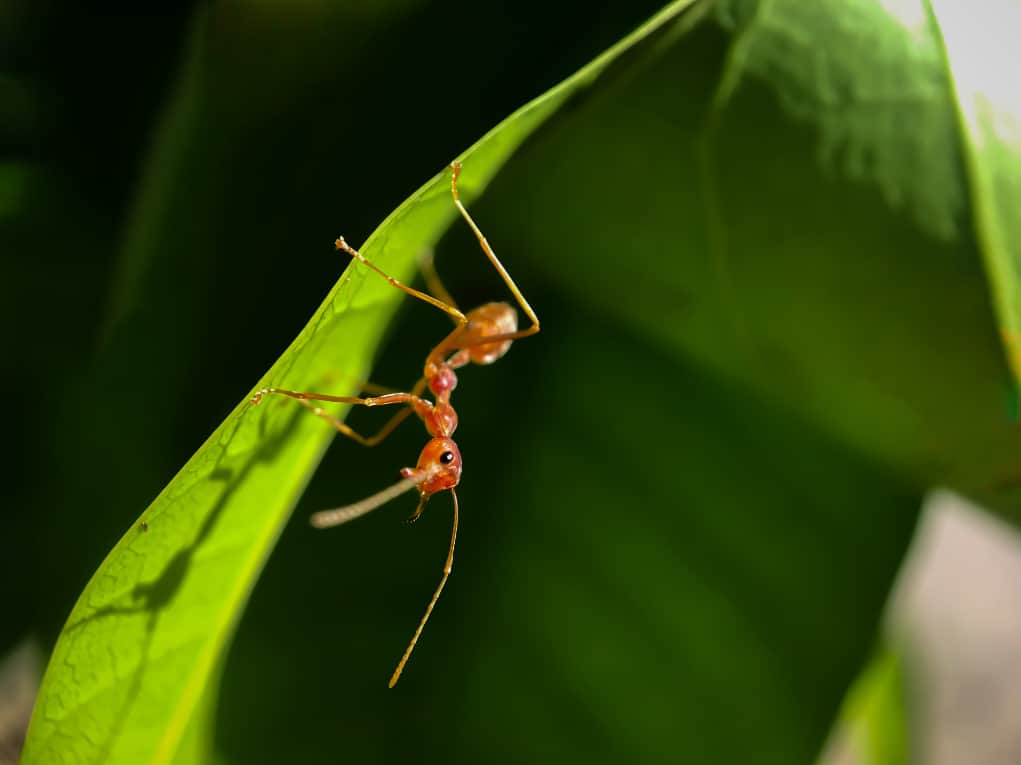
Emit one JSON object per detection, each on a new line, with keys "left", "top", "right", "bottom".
{"left": 20, "top": 3, "right": 701, "bottom": 763}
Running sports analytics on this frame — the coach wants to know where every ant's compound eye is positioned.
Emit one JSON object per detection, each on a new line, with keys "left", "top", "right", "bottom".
{"left": 440, "top": 451, "right": 455, "bottom": 465}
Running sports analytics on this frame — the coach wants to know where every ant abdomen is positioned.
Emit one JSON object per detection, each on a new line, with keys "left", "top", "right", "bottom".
{"left": 463, "top": 302, "right": 518, "bottom": 365}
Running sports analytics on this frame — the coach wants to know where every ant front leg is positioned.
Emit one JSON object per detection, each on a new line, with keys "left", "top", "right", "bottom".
{"left": 293, "top": 398, "right": 413, "bottom": 447}
{"left": 249, "top": 387, "right": 419, "bottom": 408}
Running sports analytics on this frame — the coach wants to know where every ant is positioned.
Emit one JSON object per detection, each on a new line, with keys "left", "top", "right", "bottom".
{"left": 250, "top": 162, "right": 539, "bottom": 687}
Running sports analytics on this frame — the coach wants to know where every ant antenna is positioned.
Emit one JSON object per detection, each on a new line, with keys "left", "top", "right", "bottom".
{"left": 309, "top": 473, "right": 428, "bottom": 529}
{"left": 308, "top": 468, "right": 457, "bottom": 687}
{"left": 389, "top": 488, "right": 458, "bottom": 688}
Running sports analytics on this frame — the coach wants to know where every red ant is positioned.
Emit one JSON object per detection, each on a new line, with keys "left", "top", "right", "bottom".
{"left": 250, "top": 162, "right": 539, "bottom": 687}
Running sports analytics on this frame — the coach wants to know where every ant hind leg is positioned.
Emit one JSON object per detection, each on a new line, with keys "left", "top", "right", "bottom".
{"left": 418, "top": 248, "right": 459, "bottom": 316}
{"left": 335, "top": 237, "right": 466, "bottom": 326}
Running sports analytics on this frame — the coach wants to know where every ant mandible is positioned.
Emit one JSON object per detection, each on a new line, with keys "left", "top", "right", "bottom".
{"left": 250, "top": 162, "right": 539, "bottom": 687}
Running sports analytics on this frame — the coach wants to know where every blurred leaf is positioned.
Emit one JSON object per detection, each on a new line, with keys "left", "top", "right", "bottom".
{"left": 489, "top": 0, "right": 1021, "bottom": 520}
{"left": 818, "top": 644, "right": 909, "bottom": 765}
{"left": 20, "top": 2, "right": 701, "bottom": 763}
{"left": 928, "top": 0, "right": 1021, "bottom": 383}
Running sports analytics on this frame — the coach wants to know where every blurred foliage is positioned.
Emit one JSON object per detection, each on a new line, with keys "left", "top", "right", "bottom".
{"left": 5, "top": 1, "right": 1020, "bottom": 764}
{"left": 830, "top": 644, "right": 909, "bottom": 765}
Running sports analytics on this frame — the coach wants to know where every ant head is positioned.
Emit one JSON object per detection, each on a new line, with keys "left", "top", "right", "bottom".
{"left": 401, "top": 437, "right": 462, "bottom": 497}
